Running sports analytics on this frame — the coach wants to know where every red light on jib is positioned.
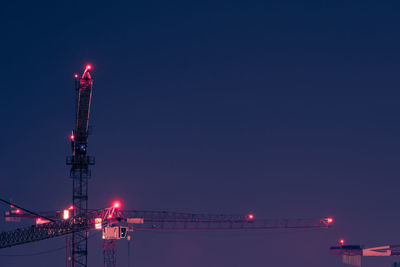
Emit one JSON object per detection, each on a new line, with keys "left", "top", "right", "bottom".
{"left": 85, "top": 64, "right": 92, "bottom": 71}
{"left": 113, "top": 201, "right": 121, "bottom": 209}
{"left": 340, "top": 239, "right": 345, "bottom": 246}
{"left": 74, "top": 74, "right": 78, "bottom": 78}
{"left": 247, "top": 213, "right": 255, "bottom": 220}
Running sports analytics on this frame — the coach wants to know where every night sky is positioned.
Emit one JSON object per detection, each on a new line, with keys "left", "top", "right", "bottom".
{"left": 1, "top": 1, "right": 400, "bottom": 266}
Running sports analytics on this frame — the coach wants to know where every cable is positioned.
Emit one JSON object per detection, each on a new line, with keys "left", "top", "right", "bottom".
{"left": 0, "top": 232, "right": 101, "bottom": 257}
{"left": 0, "top": 198, "right": 55, "bottom": 223}
{"left": 0, "top": 245, "right": 66, "bottom": 257}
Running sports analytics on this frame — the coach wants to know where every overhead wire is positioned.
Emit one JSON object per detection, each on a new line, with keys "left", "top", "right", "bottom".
{"left": 0, "top": 198, "right": 55, "bottom": 222}
{"left": 0, "top": 232, "right": 101, "bottom": 257}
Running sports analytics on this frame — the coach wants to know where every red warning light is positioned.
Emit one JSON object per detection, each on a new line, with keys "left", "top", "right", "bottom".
{"left": 247, "top": 213, "right": 255, "bottom": 220}
{"left": 15, "top": 209, "right": 21, "bottom": 214}
{"left": 70, "top": 134, "right": 75, "bottom": 141}
{"left": 74, "top": 74, "right": 78, "bottom": 78}
{"left": 68, "top": 205, "right": 74, "bottom": 210}
{"left": 340, "top": 239, "right": 345, "bottom": 246}
{"left": 113, "top": 201, "right": 121, "bottom": 209}
{"left": 85, "top": 64, "right": 92, "bottom": 71}
{"left": 326, "top": 217, "right": 334, "bottom": 224}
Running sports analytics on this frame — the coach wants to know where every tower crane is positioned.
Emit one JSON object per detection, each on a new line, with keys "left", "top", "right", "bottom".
{"left": 3, "top": 203, "right": 334, "bottom": 267}
{"left": 330, "top": 239, "right": 400, "bottom": 267}
{"left": 66, "top": 64, "right": 95, "bottom": 267}
{"left": 1, "top": 65, "right": 335, "bottom": 267}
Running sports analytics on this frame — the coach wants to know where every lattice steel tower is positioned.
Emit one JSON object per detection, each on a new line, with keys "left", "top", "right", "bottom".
{"left": 67, "top": 65, "right": 95, "bottom": 267}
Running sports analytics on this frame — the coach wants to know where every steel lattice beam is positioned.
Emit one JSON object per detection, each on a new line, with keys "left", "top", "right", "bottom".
{"left": 103, "top": 240, "right": 116, "bottom": 267}
{"left": 121, "top": 210, "right": 332, "bottom": 230}
{"left": 0, "top": 220, "right": 89, "bottom": 249}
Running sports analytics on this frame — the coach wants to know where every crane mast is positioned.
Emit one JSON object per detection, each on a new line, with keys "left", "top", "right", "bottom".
{"left": 66, "top": 65, "right": 95, "bottom": 267}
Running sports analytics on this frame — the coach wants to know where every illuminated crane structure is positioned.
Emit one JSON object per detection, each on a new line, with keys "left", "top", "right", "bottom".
{"left": 1, "top": 65, "right": 335, "bottom": 267}
{"left": 66, "top": 65, "right": 95, "bottom": 267}
{"left": 3, "top": 206, "right": 334, "bottom": 266}
{"left": 330, "top": 240, "right": 400, "bottom": 267}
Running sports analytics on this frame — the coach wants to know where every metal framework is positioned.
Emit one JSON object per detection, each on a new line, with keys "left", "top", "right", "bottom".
{"left": 2, "top": 208, "right": 333, "bottom": 249}
{"left": 1, "top": 206, "right": 120, "bottom": 249}
{"left": 103, "top": 240, "right": 116, "bottom": 267}
{"left": 121, "top": 210, "right": 332, "bottom": 230}
{"left": 330, "top": 243, "right": 400, "bottom": 267}
{"left": 0, "top": 65, "right": 335, "bottom": 267}
{"left": 66, "top": 65, "right": 95, "bottom": 267}
{"left": 0, "top": 219, "right": 89, "bottom": 248}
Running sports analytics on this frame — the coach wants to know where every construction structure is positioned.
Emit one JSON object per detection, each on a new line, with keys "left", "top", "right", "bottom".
{"left": 3, "top": 205, "right": 334, "bottom": 266}
{"left": 1, "top": 65, "right": 335, "bottom": 267}
{"left": 66, "top": 64, "right": 95, "bottom": 267}
{"left": 330, "top": 240, "right": 400, "bottom": 267}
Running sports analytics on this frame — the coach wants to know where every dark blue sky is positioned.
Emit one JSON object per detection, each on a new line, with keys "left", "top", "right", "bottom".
{"left": 1, "top": 1, "right": 400, "bottom": 266}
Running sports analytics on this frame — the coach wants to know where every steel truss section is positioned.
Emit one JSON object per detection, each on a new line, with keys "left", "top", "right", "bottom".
{"left": 0, "top": 219, "right": 89, "bottom": 249}
{"left": 122, "top": 210, "right": 332, "bottom": 230}
{"left": 103, "top": 239, "right": 116, "bottom": 267}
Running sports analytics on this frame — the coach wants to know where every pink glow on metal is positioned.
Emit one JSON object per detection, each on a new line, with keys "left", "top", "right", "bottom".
{"left": 108, "top": 214, "right": 113, "bottom": 219}
{"left": 36, "top": 218, "right": 50, "bottom": 224}
{"left": 74, "top": 74, "right": 79, "bottom": 78}
{"left": 247, "top": 213, "right": 255, "bottom": 220}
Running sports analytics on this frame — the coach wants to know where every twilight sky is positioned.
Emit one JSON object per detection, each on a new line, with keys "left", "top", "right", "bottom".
{"left": 1, "top": 1, "right": 400, "bottom": 266}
